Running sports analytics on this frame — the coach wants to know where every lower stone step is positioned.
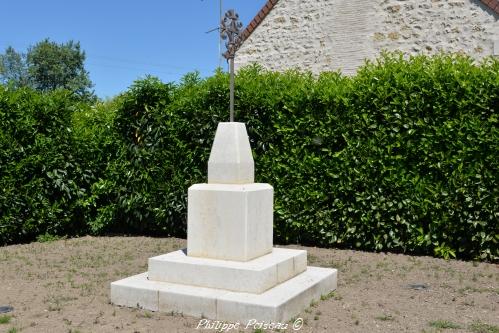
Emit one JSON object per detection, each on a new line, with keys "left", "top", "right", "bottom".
{"left": 110, "top": 266, "right": 337, "bottom": 323}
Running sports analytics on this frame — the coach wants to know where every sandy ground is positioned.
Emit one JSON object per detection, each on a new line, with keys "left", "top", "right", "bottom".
{"left": 0, "top": 236, "right": 497, "bottom": 333}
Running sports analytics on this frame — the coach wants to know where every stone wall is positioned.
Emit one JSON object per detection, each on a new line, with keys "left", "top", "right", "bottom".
{"left": 235, "top": 0, "right": 499, "bottom": 75}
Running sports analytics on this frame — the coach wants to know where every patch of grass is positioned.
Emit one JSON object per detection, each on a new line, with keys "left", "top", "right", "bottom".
{"left": 36, "top": 233, "right": 65, "bottom": 243}
{"left": 375, "top": 314, "right": 395, "bottom": 321}
{"left": 429, "top": 320, "right": 461, "bottom": 329}
{"left": 48, "top": 304, "right": 61, "bottom": 312}
{"left": 308, "top": 254, "right": 319, "bottom": 264}
{"left": 321, "top": 291, "right": 342, "bottom": 301}
{"left": 329, "top": 259, "right": 343, "bottom": 268}
{"left": 458, "top": 286, "right": 499, "bottom": 296}
{"left": 469, "top": 321, "right": 499, "bottom": 333}
{"left": 458, "top": 285, "right": 476, "bottom": 295}
{"left": 320, "top": 291, "right": 335, "bottom": 301}
{"left": 7, "top": 328, "right": 18, "bottom": 333}
{"left": 0, "top": 315, "right": 12, "bottom": 324}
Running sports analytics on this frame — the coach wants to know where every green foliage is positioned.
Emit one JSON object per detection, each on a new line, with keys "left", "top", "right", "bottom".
{"left": 0, "top": 86, "right": 89, "bottom": 244}
{"left": 469, "top": 321, "right": 499, "bottom": 333}
{"left": 0, "top": 53, "right": 497, "bottom": 261}
{"left": 0, "top": 46, "right": 30, "bottom": 88}
{"left": 36, "top": 233, "right": 65, "bottom": 243}
{"left": 71, "top": 97, "right": 120, "bottom": 231}
{"left": 429, "top": 320, "right": 461, "bottom": 329}
{"left": 0, "top": 315, "right": 11, "bottom": 324}
{"left": 27, "top": 39, "right": 94, "bottom": 99}
{"left": 0, "top": 39, "right": 94, "bottom": 99}
{"left": 83, "top": 76, "right": 186, "bottom": 236}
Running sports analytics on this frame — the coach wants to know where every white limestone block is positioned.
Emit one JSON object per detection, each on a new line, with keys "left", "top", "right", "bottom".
{"left": 217, "top": 266, "right": 337, "bottom": 323}
{"left": 293, "top": 249, "right": 308, "bottom": 275}
{"left": 111, "top": 272, "right": 228, "bottom": 319}
{"left": 208, "top": 122, "right": 254, "bottom": 184}
{"left": 110, "top": 273, "right": 159, "bottom": 311}
{"left": 157, "top": 282, "right": 224, "bottom": 319}
{"left": 148, "top": 248, "right": 307, "bottom": 293}
{"left": 188, "top": 183, "right": 273, "bottom": 261}
{"left": 276, "top": 256, "right": 294, "bottom": 284}
{"left": 110, "top": 266, "right": 337, "bottom": 323}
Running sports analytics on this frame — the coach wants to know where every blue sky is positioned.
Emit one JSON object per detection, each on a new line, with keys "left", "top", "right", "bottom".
{"left": 0, "top": 0, "right": 267, "bottom": 98}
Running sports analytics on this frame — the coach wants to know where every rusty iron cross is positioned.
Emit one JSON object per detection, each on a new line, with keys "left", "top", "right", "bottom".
{"left": 220, "top": 9, "right": 243, "bottom": 122}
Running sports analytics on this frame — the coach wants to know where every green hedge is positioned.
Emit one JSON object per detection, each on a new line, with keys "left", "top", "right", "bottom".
{"left": 0, "top": 53, "right": 497, "bottom": 261}
{"left": 0, "top": 88, "right": 87, "bottom": 242}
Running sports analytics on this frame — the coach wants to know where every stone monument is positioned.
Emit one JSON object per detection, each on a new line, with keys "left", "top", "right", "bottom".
{"left": 111, "top": 9, "right": 337, "bottom": 323}
{"left": 110, "top": 122, "right": 337, "bottom": 323}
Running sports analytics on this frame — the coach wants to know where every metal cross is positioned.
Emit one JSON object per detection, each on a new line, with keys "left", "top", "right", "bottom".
{"left": 220, "top": 9, "right": 243, "bottom": 122}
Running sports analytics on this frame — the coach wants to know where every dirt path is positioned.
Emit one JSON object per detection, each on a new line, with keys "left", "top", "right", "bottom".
{"left": 0, "top": 236, "right": 497, "bottom": 333}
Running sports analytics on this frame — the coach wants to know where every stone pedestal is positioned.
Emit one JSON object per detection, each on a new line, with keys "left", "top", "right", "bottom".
{"left": 111, "top": 122, "right": 337, "bottom": 323}
{"left": 188, "top": 183, "right": 273, "bottom": 261}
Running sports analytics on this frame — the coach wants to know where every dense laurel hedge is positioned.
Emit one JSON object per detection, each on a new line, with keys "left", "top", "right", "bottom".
{"left": 0, "top": 53, "right": 497, "bottom": 260}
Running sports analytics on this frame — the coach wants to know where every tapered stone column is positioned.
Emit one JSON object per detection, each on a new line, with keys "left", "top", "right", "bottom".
{"left": 207, "top": 122, "right": 254, "bottom": 184}
{"left": 188, "top": 122, "right": 272, "bottom": 261}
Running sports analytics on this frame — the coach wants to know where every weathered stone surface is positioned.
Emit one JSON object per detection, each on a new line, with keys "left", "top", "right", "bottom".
{"left": 110, "top": 121, "right": 338, "bottom": 322}
{"left": 187, "top": 183, "right": 273, "bottom": 262}
{"left": 110, "top": 267, "right": 337, "bottom": 323}
{"left": 148, "top": 248, "right": 307, "bottom": 293}
{"left": 216, "top": 266, "right": 337, "bottom": 323}
{"left": 236, "top": 0, "right": 499, "bottom": 75}
{"left": 208, "top": 122, "right": 254, "bottom": 184}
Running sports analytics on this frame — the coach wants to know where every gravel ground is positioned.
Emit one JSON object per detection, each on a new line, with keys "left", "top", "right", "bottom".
{"left": 0, "top": 236, "right": 497, "bottom": 333}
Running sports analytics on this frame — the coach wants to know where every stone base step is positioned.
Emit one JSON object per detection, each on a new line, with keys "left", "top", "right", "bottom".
{"left": 148, "top": 248, "right": 307, "bottom": 293}
{"left": 110, "top": 266, "right": 337, "bottom": 323}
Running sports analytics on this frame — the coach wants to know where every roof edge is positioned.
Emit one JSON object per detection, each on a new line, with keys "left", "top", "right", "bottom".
{"left": 240, "top": 0, "right": 279, "bottom": 43}
{"left": 480, "top": 0, "right": 499, "bottom": 14}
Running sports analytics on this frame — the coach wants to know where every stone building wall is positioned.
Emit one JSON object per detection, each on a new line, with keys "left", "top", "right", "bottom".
{"left": 235, "top": 0, "right": 499, "bottom": 75}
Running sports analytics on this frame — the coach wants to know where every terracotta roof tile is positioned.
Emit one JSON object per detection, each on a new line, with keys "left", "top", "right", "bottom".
{"left": 482, "top": 0, "right": 499, "bottom": 12}
{"left": 240, "top": 0, "right": 279, "bottom": 43}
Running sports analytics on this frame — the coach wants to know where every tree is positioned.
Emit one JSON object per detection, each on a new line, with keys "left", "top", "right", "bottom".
{"left": 0, "top": 46, "right": 30, "bottom": 88}
{"left": 27, "top": 39, "right": 94, "bottom": 99}
{"left": 0, "top": 39, "right": 95, "bottom": 99}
